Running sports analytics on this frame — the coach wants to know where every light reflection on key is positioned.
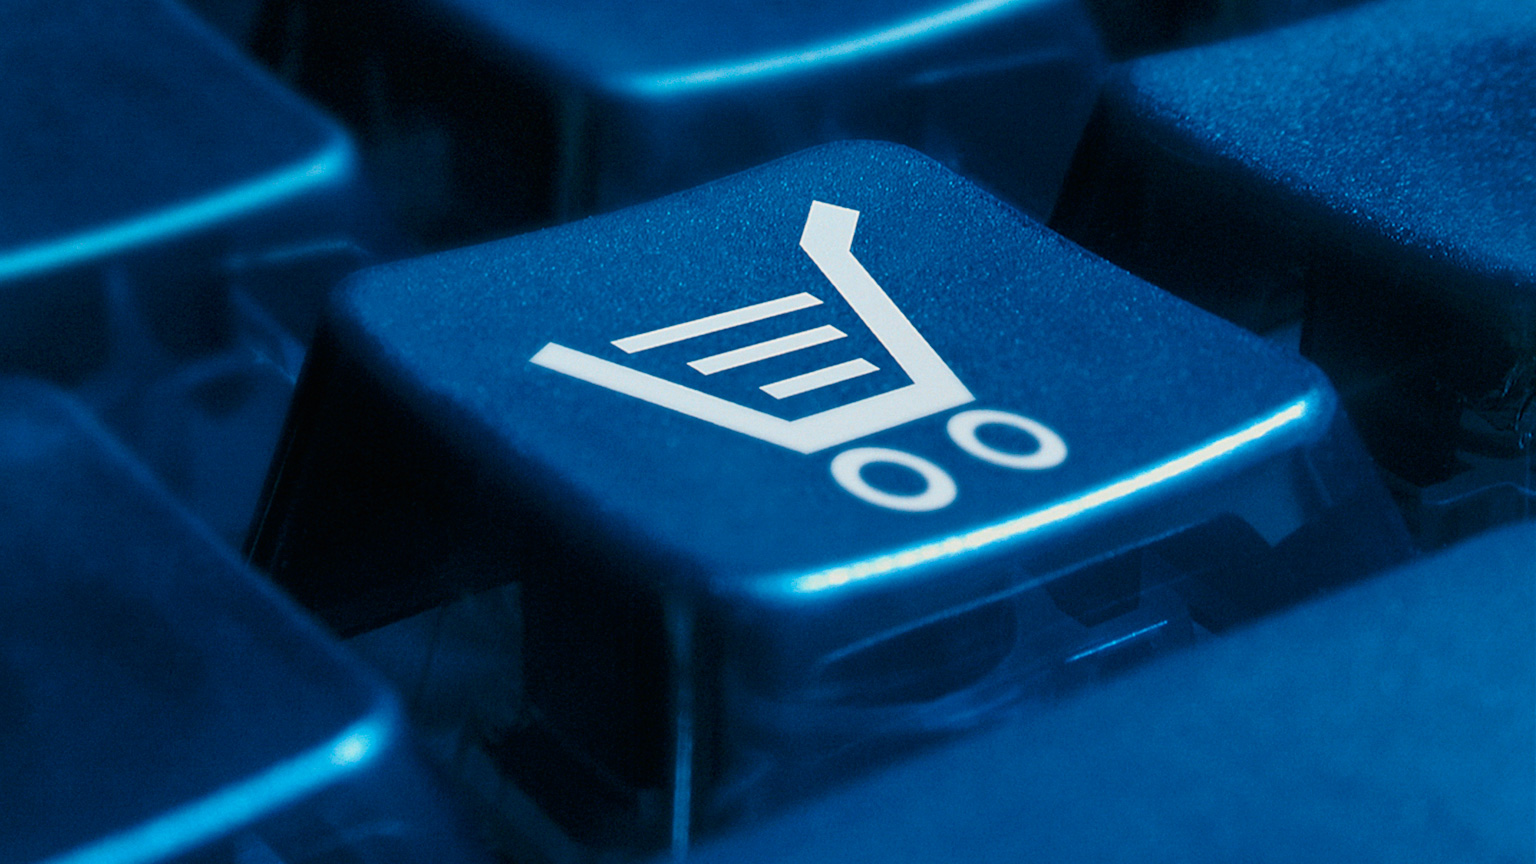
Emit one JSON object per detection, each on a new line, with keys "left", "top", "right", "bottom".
{"left": 0, "top": 379, "right": 488, "bottom": 864}
{"left": 247, "top": 142, "right": 1411, "bottom": 856}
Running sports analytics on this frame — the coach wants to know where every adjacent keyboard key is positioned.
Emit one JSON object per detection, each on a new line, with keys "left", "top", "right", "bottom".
{"left": 673, "top": 520, "right": 1536, "bottom": 864}
{"left": 247, "top": 141, "right": 1408, "bottom": 851}
{"left": 252, "top": 0, "right": 1106, "bottom": 246}
{"left": 1051, "top": 0, "right": 1536, "bottom": 496}
{"left": 0, "top": 379, "right": 485, "bottom": 864}
{"left": 0, "top": 0, "right": 379, "bottom": 383}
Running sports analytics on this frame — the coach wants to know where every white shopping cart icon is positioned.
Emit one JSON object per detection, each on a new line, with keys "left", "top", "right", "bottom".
{"left": 531, "top": 201, "right": 975, "bottom": 454}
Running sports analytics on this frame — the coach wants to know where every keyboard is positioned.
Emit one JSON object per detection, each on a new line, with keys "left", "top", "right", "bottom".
{"left": 2, "top": 0, "right": 1530, "bottom": 861}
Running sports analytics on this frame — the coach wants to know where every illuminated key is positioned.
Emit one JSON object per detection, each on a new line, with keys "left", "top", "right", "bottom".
{"left": 248, "top": 141, "right": 1408, "bottom": 853}
{"left": 0, "top": 379, "right": 487, "bottom": 864}
{"left": 251, "top": 0, "right": 1105, "bottom": 245}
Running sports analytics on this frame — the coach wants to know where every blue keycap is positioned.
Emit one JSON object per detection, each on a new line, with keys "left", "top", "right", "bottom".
{"left": 672, "top": 520, "right": 1536, "bottom": 864}
{"left": 247, "top": 141, "right": 1408, "bottom": 851}
{"left": 0, "top": 379, "right": 487, "bottom": 864}
{"left": 0, "top": 0, "right": 378, "bottom": 382}
{"left": 252, "top": 0, "right": 1106, "bottom": 246}
{"left": 1051, "top": 0, "right": 1536, "bottom": 502}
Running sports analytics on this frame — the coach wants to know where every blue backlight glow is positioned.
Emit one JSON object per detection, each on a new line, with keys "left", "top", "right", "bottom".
{"left": 38, "top": 702, "right": 396, "bottom": 864}
{"left": 625, "top": 0, "right": 1048, "bottom": 94}
{"left": 788, "top": 396, "right": 1317, "bottom": 594}
{"left": 0, "top": 135, "right": 354, "bottom": 283}
{"left": 329, "top": 730, "right": 375, "bottom": 766}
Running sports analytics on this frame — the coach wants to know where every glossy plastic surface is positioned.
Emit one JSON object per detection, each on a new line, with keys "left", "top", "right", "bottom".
{"left": 0, "top": 0, "right": 376, "bottom": 377}
{"left": 248, "top": 141, "right": 1409, "bottom": 851}
{"left": 0, "top": 379, "right": 486, "bottom": 864}
{"left": 0, "top": 0, "right": 388, "bottom": 542}
{"left": 253, "top": 0, "right": 1105, "bottom": 245}
{"left": 0, "top": 0, "right": 1526, "bottom": 860}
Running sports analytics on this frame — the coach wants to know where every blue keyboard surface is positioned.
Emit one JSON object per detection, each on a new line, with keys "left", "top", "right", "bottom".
{"left": 1, "top": 0, "right": 1531, "bottom": 861}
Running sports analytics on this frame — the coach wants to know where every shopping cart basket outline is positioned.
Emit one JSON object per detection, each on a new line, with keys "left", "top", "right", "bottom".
{"left": 530, "top": 201, "right": 975, "bottom": 454}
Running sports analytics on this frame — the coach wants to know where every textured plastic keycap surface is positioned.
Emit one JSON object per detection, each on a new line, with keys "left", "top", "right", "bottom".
{"left": 0, "top": 379, "right": 481, "bottom": 864}
{"left": 254, "top": 0, "right": 1105, "bottom": 245}
{"left": 1052, "top": 0, "right": 1536, "bottom": 495}
{"left": 673, "top": 520, "right": 1536, "bottom": 864}
{"left": 0, "top": 0, "right": 372, "bottom": 377}
{"left": 249, "top": 141, "right": 1407, "bottom": 849}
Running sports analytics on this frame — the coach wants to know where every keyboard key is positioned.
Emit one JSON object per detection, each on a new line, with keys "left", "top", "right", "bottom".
{"left": 2, "top": 0, "right": 391, "bottom": 541}
{"left": 251, "top": 0, "right": 1106, "bottom": 246}
{"left": 248, "top": 141, "right": 1409, "bottom": 851}
{"left": 0, "top": 0, "right": 379, "bottom": 384}
{"left": 1051, "top": 0, "right": 1536, "bottom": 498}
{"left": 672, "top": 520, "right": 1536, "bottom": 864}
{"left": 0, "top": 380, "right": 487, "bottom": 864}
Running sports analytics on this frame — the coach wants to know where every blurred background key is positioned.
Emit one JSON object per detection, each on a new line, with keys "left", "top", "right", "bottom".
{"left": 0, "top": 0, "right": 391, "bottom": 540}
{"left": 0, "top": 378, "right": 488, "bottom": 864}
{"left": 251, "top": 0, "right": 1107, "bottom": 248}
{"left": 0, "top": 0, "right": 381, "bottom": 359}
{"left": 1051, "top": 0, "right": 1536, "bottom": 541}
